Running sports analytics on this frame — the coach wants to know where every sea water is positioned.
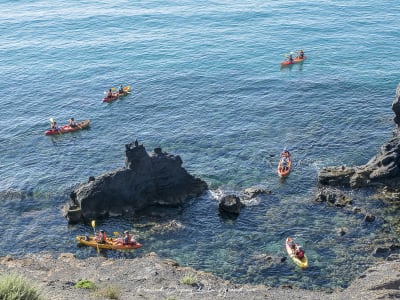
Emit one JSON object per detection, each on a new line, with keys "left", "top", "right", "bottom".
{"left": 1, "top": 0, "right": 400, "bottom": 290}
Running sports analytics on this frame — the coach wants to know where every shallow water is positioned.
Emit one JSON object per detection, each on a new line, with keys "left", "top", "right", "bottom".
{"left": 1, "top": 0, "right": 400, "bottom": 291}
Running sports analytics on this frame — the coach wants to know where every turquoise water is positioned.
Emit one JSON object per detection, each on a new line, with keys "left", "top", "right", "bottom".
{"left": 1, "top": 0, "right": 400, "bottom": 290}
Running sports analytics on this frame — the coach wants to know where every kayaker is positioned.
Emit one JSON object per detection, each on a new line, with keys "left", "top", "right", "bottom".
{"left": 50, "top": 120, "right": 59, "bottom": 131}
{"left": 280, "top": 157, "right": 288, "bottom": 172}
{"left": 297, "top": 50, "right": 304, "bottom": 59}
{"left": 68, "top": 117, "right": 77, "bottom": 128}
{"left": 96, "top": 229, "right": 107, "bottom": 244}
{"left": 282, "top": 148, "right": 290, "bottom": 157}
{"left": 288, "top": 239, "right": 296, "bottom": 250}
{"left": 288, "top": 54, "right": 293, "bottom": 63}
{"left": 295, "top": 246, "right": 305, "bottom": 259}
{"left": 118, "top": 84, "right": 124, "bottom": 94}
{"left": 122, "top": 231, "right": 131, "bottom": 245}
{"left": 107, "top": 89, "right": 113, "bottom": 98}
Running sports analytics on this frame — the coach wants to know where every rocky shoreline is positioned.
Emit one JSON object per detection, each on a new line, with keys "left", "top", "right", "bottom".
{"left": 1, "top": 252, "right": 399, "bottom": 300}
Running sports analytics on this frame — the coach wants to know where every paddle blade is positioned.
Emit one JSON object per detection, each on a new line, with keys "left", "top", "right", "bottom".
{"left": 91, "top": 220, "right": 96, "bottom": 228}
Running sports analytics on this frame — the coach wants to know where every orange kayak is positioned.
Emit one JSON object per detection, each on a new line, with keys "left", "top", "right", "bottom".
{"left": 280, "top": 56, "right": 307, "bottom": 67}
{"left": 277, "top": 150, "right": 292, "bottom": 177}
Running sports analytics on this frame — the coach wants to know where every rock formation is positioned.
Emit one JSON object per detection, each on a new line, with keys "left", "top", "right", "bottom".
{"left": 219, "top": 195, "right": 244, "bottom": 215}
{"left": 317, "top": 83, "right": 400, "bottom": 189}
{"left": 64, "top": 141, "right": 208, "bottom": 224}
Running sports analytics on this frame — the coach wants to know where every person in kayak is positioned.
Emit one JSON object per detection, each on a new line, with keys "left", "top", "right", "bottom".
{"left": 281, "top": 156, "right": 289, "bottom": 172}
{"left": 50, "top": 119, "right": 59, "bottom": 131}
{"left": 122, "top": 231, "right": 131, "bottom": 245}
{"left": 288, "top": 54, "right": 293, "bottom": 63}
{"left": 106, "top": 89, "right": 113, "bottom": 98}
{"left": 96, "top": 229, "right": 107, "bottom": 243}
{"left": 68, "top": 117, "right": 77, "bottom": 128}
{"left": 295, "top": 246, "right": 305, "bottom": 259}
{"left": 288, "top": 239, "right": 296, "bottom": 250}
{"left": 297, "top": 50, "right": 305, "bottom": 59}
{"left": 282, "top": 147, "right": 290, "bottom": 157}
{"left": 118, "top": 84, "right": 124, "bottom": 94}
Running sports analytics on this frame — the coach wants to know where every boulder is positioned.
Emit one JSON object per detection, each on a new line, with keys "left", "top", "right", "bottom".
{"left": 64, "top": 141, "right": 208, "bottom": 223}
{"left": 241, "top": 186, "right": 272, "bottom": 199}
{"left": 219, "top": 195, "right": 245, "bottom": 215}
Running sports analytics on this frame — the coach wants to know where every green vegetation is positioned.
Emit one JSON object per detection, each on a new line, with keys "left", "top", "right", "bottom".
{"left": 74, "top": 279, "right": 96, "bottom": 289}
{"left": 181, "top": 273, "right": 197, "bottom": 285}
{"left": 0, "top": 273, "right": 42, "bottom": 300}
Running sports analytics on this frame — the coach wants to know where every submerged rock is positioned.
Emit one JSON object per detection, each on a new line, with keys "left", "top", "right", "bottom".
{"left": 64, "top": 141, "right": 208, "bottom": 223}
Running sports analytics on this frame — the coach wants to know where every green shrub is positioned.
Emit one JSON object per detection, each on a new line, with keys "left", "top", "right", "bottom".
{"left": 0, "top": 273, "right": 42, "bottom": 300}
{"left": 181, "top": 273, "right": 197, "bottom": 285}
{"left": 74, "top": 279, "right": 96, "bottom": 289}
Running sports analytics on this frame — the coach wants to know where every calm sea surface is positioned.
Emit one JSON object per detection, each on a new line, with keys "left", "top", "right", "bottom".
{"left": 1, "top": 0, "right": 400, "bottom": 290}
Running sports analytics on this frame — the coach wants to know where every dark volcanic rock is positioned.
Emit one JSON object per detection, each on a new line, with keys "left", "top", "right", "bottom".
{"left": 314, "top": 188, "right": 352, "bottom": 207}
{"left": 318, "top": 135, "right": 400, "bottom": 188}
{"left": 219, "top": 195, "right": 245, "bottom": 215}
{"left": 317, "top": 82, "right": 400, "bottom": 189}
{"left": 64, "top": 141, "right": 208, "bottom": 223}
{"left": 393, "top": 83, "right": 400, "bottom": 127}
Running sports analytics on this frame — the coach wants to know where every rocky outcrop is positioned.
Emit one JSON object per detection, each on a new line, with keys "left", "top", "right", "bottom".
{"left": 317, "top": 83, "right": 400, "bottom": 189}
{"left": 392, "top": 83, "right": 400, "bottom": 127}
{"left": 64, "top": 141, "right": 208, "bottom": 223}
{"left": 219, "top": 195, "right": 244, "bottom": 215}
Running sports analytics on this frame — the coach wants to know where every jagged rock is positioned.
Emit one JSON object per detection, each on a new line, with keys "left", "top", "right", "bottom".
{"left": 364, "top": 214, "right": 376, "bottom": 223}
{"left": 64, "top": 141, "right": 208, "bottom": 224}
{"left": 380, "top": 186, "right": 400, "bottom": 202}
{"left": 372, "top": 243, "right": 400, "bottom": 258}
{"left": 392, "top": 83, "right": 400, "bottom": 126}
{"left": 219, "top": 195, "right": 244, "bottom": 215}
{"left": 337, "top": 227, "right": 348, "bottom": 236}
{"left": 318, "top": 83, "right": 400, "bottom": 189}
{"left": 242, "top": 186, "right": 272, "bottom": 199}
{"left": 314, "top": 188, "right": 352, "bottom": 208}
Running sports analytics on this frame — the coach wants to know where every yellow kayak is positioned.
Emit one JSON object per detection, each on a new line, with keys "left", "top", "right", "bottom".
{"left": 76, "top": 235, "right": 142, "bottom": 250}
{"left": 285, "top": 237, "right": 308, "bottom": 268}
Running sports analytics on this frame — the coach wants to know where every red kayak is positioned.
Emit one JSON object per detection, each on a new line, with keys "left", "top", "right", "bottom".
{"left": 103, "top": 94, "right": 119, "bottom": 102}
{"left": 45, "top": 119, "right": 90, "bottom": 136}
{"left": 280, "top": 56, "right": 307, "bottom": 67}
{"left": 277, "top": 149, "right": 292, "bottom": 177}
{"left": 103, "top": 85, "right": 131, "bottom": 103}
